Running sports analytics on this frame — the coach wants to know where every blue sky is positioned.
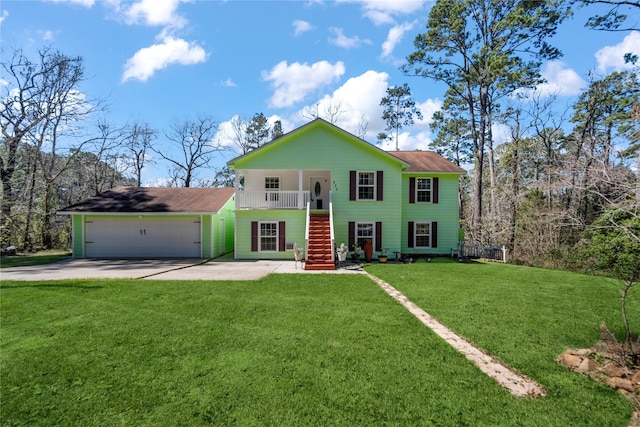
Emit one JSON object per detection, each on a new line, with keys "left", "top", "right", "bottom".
{"left": 1, "top": 0, "right": 639, "bottom": 186}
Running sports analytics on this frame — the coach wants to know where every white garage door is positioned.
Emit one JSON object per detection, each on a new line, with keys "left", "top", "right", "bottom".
{"left": 85, "top": 217, "right": 201, "bottom": 258}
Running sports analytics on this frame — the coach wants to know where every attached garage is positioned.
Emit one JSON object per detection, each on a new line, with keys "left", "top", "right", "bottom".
{"left": 85, "top": 216, "right": 202, "bottom": 258}
{"left": 58, "top": 186, "right": 235, "bottom": 259}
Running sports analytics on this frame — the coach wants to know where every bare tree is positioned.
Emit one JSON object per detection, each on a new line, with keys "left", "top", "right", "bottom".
{"left": 153, "top": 115, "right": 221, "bottom": 187}
{"left": 123, "top": 121, "right": 157, "bottom": 186}
{"left": 0, "top": 47, "right": 89, "bottom": 246}
{"left": 300, "top": 99, "right": 345, "bottom": 125}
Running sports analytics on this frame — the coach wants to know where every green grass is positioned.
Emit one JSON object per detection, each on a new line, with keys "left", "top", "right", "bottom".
{"left": 1, "top": 263, "right": 637, "bottom": 426}
{"left": 1, "top": 250, "right": 71, "bottom": 268}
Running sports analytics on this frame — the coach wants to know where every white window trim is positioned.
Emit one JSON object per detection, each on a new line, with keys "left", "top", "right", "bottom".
{"left": 355, "top": 221, "right": 375, "bottom": 249}
{"left": 265, "top": 176, "right": 280, "bottom": 202}
{"left": 357, "top": 171, "right": 376, "bottom": 201}
{"left": 259, "top": 221, "right": 278, "bottom": 252}
{"left": 414, "top": 221, "right": 432, "bottom": 249}
{"left": 415, "top": 178, "right": 432, "bottom": 204}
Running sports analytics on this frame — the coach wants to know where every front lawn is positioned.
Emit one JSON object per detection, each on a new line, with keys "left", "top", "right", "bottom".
{"left": 1, "top": 264, "right": 636, "bottom": 426}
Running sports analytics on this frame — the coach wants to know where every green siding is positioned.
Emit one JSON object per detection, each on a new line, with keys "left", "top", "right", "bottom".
{"left": 231, "top": 121, "right": 462, "bottom": 259}
{"left": 202, "top": 215, "right": 212, "bottom": 258}
{"left": 72, "top": 215, "right": 84, "bottom": 258}
{"left": 216, "top": 195, "right": 236, "bottom": 257}
{"left": 401, "top": 174, "right": 461, "bottom": 255}
{"left": 235, "top": 210, "right": 306, "bottom": 260}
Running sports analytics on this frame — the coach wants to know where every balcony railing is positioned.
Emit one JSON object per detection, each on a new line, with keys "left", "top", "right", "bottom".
{"left": 236, "top": 190, "right": 311, "bottom": 209}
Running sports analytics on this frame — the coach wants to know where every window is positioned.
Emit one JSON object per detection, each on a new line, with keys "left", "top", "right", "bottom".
{"left": 414, "top": 222, "right": 432, "bottom": 248}
{"left": 416, "top": 178, "right": 431, "bottom": 203}
{"left": 356, "top": 222, "right": 374, "bottom": 249}
{"left": 409, "top": 177, "right": 438, "bottom": 204}
{"left": 358, "top": 172, "right": 375, "bottom": 200}
{"left": 265, "top": 176, "right": 279, "bottom": 202}
{"left": 260, "top": 222, "right": 278, "bottom": 251}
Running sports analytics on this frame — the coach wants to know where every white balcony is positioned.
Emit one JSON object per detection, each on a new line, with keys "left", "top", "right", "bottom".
{"left": 236, "top": 190, "right": 311, "bottom": 210}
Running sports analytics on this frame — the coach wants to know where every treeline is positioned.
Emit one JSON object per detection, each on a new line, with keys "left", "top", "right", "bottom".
{"left": 0, "top": 48, "right": 283, "bottom": 251}
{"left": 400, "top": 0, "right": 639, "bottom": 272}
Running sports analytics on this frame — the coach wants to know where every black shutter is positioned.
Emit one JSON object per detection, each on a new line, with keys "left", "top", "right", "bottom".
{"left": 376, "top": 170, "right": 383, "bottom": 201}
{"left": 431, "top": 222, "right": 438, "bottom": 248}
{"left": 408, "top": 221, "right": 414, "bottom": 248}
{"left": 433, "top": 177, "right": 439, "bottom": 204}
{"left": 409, "top": 177, "right": 415, "bottom": 204}
{"left": 251, "top": 221, "right": 258, "bottom": 252}
{"left": 348, "top": 221, "right": 355, "bottom": 249}
{"left": 349, "top": 171, "right": 356, "bottom": 201}
{"left": 278, "top": 221, "right": 286, "bottom": 251}
{"left": 375, "top": 222, "right": 382, "bottom": 251}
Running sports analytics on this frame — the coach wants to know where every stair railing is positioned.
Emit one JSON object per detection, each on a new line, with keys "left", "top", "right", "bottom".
{"left": 329, "top": 191, "right": 335, "bottom": 264}
{"left": 304, "top": 201, "right": 310, "bottom": 261}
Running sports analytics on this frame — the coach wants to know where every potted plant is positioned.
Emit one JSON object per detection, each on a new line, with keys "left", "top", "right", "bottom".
{"left": 364, "top": 239, "right": 373, "bottom": 262}
{"left": 351, "top": 244, "right": 362, "bottom": 262}
{"left": 336, "top": 243, "right": 348, "bottom": 262}
{"left": 293, "top": 243, "right": 304, "bottom": 261}
{"left": 378, "top": 248, "right": 389, "bottom": 263}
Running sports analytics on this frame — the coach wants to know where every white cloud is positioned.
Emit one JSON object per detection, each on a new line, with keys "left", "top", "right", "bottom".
{"left": 381, "top": 21, "right": 415, "bottom": 58}
{"left": 338, "top": 0, "right": 427, "bottom": 25}
{"left": 39, "top": 30, "right": 56, "bottom": 41}
{"left": 515, "top": 61, "right": 586, "bottom": 98}
{"left": 222, "top": 78, "right": 236, "bottom": 87}
{"left": 263, "top": 60, "right": 346, "bottom": 108}
{"left": 122, "top": 36, "right": 207, "bottom": 82}
{"left": 538, "top": 61, "right": 586, "bottom": 97}
{"left": 114, "top": 0, "right": 188, "bottom": 28}
{"left": 328, "top": 27, "right": 371, "bottom": 49}
{"left": 596, "top": 31, "right": 640, "bottom": 73}
{"left": 293, "top": 19, "right": 313, "bottom": 36}
{"left": 0, "top": 10, "right": 8, "bottom": 23}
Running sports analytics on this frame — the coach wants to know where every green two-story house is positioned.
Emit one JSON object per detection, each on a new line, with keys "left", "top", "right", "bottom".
{"left": 227, "top": 118, "right": 466, "bottom": 270}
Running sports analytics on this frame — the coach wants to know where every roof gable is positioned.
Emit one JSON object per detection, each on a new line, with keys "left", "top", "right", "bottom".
{"left": 58, "top": 186, "right": 235, "bottom": 214}
{"left": 227, "top": 118, "right": 408, "bottom": 170}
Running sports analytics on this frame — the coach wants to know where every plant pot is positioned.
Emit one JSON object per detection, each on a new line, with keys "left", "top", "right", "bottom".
{"left": 364, "top": 240, "right": 373, "bottom": 262}
{"left": 378, "top": 255, "right": 388, "bottom": 263}
{"left": 351, "top": 254, "right": 361, "bottom": 262}
{"left": 338, "top": 252, "right": 347, "bottom": 262}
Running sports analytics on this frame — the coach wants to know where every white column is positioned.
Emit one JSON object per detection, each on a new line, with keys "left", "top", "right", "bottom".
{"left": 298, "top": 169, "right": 304, "bottom": 209}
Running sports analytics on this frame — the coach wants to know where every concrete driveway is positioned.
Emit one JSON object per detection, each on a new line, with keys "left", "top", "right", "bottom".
{"left": 1, "top": 258, "right": 364, "bottom": 281}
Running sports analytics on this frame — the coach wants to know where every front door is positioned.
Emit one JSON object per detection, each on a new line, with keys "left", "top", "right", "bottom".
{"left": 309, "top": 176, "right": 329, "bottom": 210}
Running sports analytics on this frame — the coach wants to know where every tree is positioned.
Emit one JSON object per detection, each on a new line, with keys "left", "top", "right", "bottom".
{"left": 566, "top": 70, "right": 639, "bottom": 225}
{"left": 153, "top": 115, "right": 221, "bottom": 188}
{"left": 245, "top": 113, "right": 270, "bottom": 152}
{"left": 300, "top": 99, "right": 345, "bottom": 125}
{"left": 123, "top": 121, "right": 157, "bottom": 187}
{"left": 0, "top": 47, "right": 88, "bottom": 246}
{"left": 403, "top": 0, "right": 569, "bottom": 241}
{"left": 580, "top": 205, "right": 639, "bottom": 365}
{"left": 377, "top": 83, "right": 422, "bottom": 150}
{"left": 230, "top": 113, "right": 284, "bottom": 155}
{"left": 573, "top": 0, "right": 640, "bottom": 32}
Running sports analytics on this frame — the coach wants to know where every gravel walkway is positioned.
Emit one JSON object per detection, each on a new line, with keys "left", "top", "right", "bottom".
{"left": 366, "top": 272, "right": 546, "bottom": 398}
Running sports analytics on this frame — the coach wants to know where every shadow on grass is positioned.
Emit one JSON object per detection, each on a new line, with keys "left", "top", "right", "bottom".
{"left": 1, "top": 282, "right": 105, "bottom": 290}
